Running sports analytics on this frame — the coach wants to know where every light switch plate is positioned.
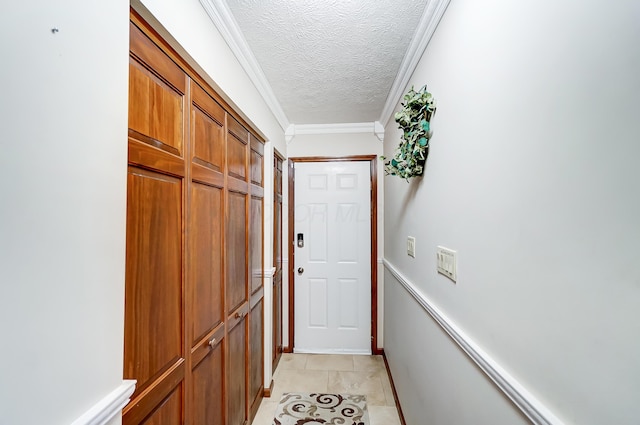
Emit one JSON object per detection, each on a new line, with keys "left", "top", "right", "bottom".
{"left": 437, "top": 246, "right": 457, "bottom": 282}
{"left": 407, "top": 237, "right": 416, "bottom": 258}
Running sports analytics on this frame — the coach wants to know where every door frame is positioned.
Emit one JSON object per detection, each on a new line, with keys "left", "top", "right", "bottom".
{"left": 286, "top": 155, "right": 379, "bottom": 355}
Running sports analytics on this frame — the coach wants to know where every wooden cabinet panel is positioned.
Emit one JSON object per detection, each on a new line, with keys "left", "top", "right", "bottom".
{"left": 227, "top": 118, "right": 248, "bottom": 180}
{"left": 191, "top": 82, "right": 225, "bottom": 173}
{"left": 191, "top": 337, "right": 224, "bottom": 425}
{"left": 227, "top": 318, "right": 247, "bottom": 425}
{"left": 250, "top": 196, "right": 263, "bottom": 294}
{"left": 141, "top": 386, "right": 183, "bottom": 425}
{"left": 124, "top": 167, "right": 183, "bottom": 392}
{"left": 128, "top": 62, "right": 184, "bottom": 156}
{"left": 140, "top": 384, "right": 183, "bottom": 425}
{"left": 189, "top": 183, "right": 224, "bottom": 344}
{"left": 249, "top": 298, "right": 264, "bottom": 420}
{"left": 250, "top": 138, "right": 264, "bottom": 187}
{"left": 227, "top": 191, "right": 247, "bottom": 313}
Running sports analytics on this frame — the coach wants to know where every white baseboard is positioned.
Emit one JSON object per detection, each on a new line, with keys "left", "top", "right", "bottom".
{"left": 383, "top": 259, "right": 564, "bottom": 425}
{"left": 70, "top": 380, "right": 136, "bottom": 425}
{"left": 293, "top": 348, "right": 372, "bottom": 355}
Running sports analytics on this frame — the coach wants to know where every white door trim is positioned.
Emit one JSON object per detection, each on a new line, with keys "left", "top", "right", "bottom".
{"left": 287, "top": 156, "right": 379, "bottom": 354}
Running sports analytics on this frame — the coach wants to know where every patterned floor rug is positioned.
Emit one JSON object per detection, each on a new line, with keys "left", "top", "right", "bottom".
{"left": 273, "top": 392, "right": 369, "bottom": 425}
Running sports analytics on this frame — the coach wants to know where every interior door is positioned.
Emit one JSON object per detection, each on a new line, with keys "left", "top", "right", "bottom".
{"left": 294, "top": 161, "right": 371, "bottom": 354}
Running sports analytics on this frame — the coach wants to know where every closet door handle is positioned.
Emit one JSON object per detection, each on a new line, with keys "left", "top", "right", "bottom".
{"left": 208, "top": 337, "right": 217, "bottom": 348}
{"left": 235, "top": 311, "right": 246, "bottom": 319}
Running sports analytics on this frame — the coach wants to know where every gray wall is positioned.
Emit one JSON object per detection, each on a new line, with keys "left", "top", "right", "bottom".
{"left": 0, "top": 1, "right": 129, "bottom": 423}
{"left": 383, "top": 1, "right": 640, "bottom": 424}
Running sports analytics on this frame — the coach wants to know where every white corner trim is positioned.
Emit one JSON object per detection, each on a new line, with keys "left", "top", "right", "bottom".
{"left": 198, "top": 0, "right": 290, "bottom": 131}
{"left": 378, "top": 0, "right": 451, "bottom": 126}
{"left": 374, "top": 121, "right": 385, "bottom": 142}
{"left": 285, "top": 122, "right": 382, "bottom": 143}
{"left": 382, "top": 259, "right": 565, "bottom": 425}
{"left": 285, "top": 124, "right": 295, "bottom": 144}
{"left": 70, "top": 380, "right": 136, "bottom": 425}
{"left": 264, "top": 267, "right": 277, "bottom": 278}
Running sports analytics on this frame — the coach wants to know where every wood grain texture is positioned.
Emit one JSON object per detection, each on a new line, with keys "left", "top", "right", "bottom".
{"left": 128, "top": 60, "right": 184, "bottom": 156}
{"left": 124, "top": 167, "right": 183, "bottom": 392}
{"left": 189, "top": 183, "right": 224, "bottom": 344}
{"left": 250, "top": 196, "right": 264, "bottom": 294}
{"left": 123, "top": 361, "right": 185, "bottom": 425}
{"left": 272, "top": 151, "right": 284, "bottom": 367}
{"left": 191, "top": 81, "right": 225, "bottom": 173}
{"left": 249, "top": 299, "right": 264, "bottom": 421}
{"left": 250, "top": 149, "right": 263, "bottom": 186}
{"left": 227, "top": 191, "right": 248, "bottom": 314}
{"left": 139, "top": 384, "right": 183, "bottom": 425}
{"left": 227, "top": 316, "right": 248, "bottom": 425}
{"left": 191, "top": 339, "right": 225, "bottom": 425}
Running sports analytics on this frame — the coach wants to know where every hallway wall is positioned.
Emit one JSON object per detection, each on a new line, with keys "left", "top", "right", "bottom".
{"left": 1, "top": 1, "right": 287, "bottom": 423}
{"left": 0, "top": 1, "right": 130, "bottom": 424}
{"left": 383, "top": 1, "right": 640, "bottom": 424}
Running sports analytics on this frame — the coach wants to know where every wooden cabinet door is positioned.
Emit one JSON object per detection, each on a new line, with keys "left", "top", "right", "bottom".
{"left": 273, "top": 153, "right": 284, "bottom": 367}
{"left": 124, "top": 21, "right": 188, "bottom": 425}
{"left": 188, "top": 81, "right": 226, "bottom": 425}
{"left": 248, "top": 138, "right": 265, "bottom": 421}
{"left": 226, "top": 119, "right": 249, "bottom": 425}
{"left": 249, "top": 295, "right": 264, "bottom": 420}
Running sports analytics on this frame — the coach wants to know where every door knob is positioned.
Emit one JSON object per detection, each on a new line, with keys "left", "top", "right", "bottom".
{"left": 297, "top": 267, "right": 304, "bottom": 275}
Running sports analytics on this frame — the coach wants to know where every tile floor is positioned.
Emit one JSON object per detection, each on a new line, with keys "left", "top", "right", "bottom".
{"left": 251, "top": 353, "right": 402, "bottom": 425}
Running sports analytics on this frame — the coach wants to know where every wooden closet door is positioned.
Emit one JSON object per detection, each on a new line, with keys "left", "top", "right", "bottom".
{"left": 188, "top": 81, "right": 226, "bottom": 425}
{"left": 226, "top": 118, "right": 250, "bottom": 425}
{"left": 248, "top": 137, "right": 265, "bottom": 421}
{"left": 272, "top": 152, "right": 284, "bottom": 369}
{"left": 124, "top": 21, "right": 188, "bottom": 425}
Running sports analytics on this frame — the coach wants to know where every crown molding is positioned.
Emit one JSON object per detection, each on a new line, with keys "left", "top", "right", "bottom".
{"left": 374, "top": 121, "right": 385, "bottom": 142}
{"left": 199, "top": 0, "right": 290, "bottom": 131}
{"left": 379, "top": 0, "right": 451, "bottom": 126}
{"left": 285, "top": 122, "right": 385, "bottom": 143}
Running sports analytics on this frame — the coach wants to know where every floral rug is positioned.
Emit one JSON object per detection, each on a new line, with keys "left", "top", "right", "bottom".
{"left": 273, "top": 392, "right": 369, "bottom": 425}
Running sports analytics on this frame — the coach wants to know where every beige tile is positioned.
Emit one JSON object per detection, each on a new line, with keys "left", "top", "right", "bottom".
{"left": 306, "top": 354, "right": 354, "bottom": 371}
{"left": 276, "top": 353, "right": 308, "bottom": 371}
{"left": 353, "top": 355, "right": 385, "bottom": 373}
{"left": 250, "top": 399, "right": 278, "bottom": 425}
{"left": 271, "top": 369, "right": 329, "bottom": 400}
{"left": 368, "top": 406, "right": 402, "bottom": 425}
{"left": 375, "top": 368, "right": 397, "bottom": 407}
{"left": 327, "top": 371, "right": 387, "bottom": 406}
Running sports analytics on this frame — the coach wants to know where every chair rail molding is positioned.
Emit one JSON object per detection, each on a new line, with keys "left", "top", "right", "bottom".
{"left": 383, "top": 259, "right": 565, "bottom": 425}
{"left": 70, "top": 380, "right": 136, "bottom": 425}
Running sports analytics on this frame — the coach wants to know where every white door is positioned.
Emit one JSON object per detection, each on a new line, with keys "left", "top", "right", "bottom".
{"left": 294, "top": 161, "right": 371, "bottom": 354}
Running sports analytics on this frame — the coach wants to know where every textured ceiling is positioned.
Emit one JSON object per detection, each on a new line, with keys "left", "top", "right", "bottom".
{"left": 225, "top": 0, "right": 429, "bottom": 125}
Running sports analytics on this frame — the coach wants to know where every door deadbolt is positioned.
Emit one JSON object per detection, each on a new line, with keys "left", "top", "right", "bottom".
{"left": 297, "top": 267, "right": 304, "bottom": 275}
{"left": 297, "top": 233, "right": 304, "bottom": 248}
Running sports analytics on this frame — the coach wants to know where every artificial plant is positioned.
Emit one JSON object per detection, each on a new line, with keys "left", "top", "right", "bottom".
{"left": 383, "top": 85, "right": 437, "bottom": 179}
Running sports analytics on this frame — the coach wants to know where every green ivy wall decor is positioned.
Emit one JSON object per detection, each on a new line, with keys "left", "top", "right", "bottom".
{"left": 383, "top": 85, "right": 437, "bottom": 179}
